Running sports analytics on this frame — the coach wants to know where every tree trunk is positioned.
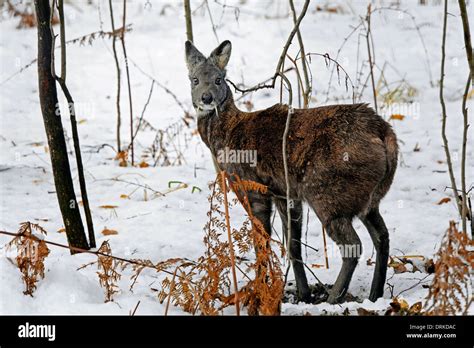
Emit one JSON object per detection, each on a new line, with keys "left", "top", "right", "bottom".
{"left": 184, "top": 0, "right": 193, "bottom": 42}
{"left": 34, "top": 0, "right": 89, "bottom": 252}
{"left": 458, "top": 0, "right": 474, "bottom": 83}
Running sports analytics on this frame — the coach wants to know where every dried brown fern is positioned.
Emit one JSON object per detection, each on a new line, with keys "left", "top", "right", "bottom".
{"left": 6, "top": 222, "right": 50, "bottom": 296}
{"left": 157, "top": 172, "right": 284, "bottom": 315}
{"left": 228, "top": 174, "right": 285, "bottom": 316}
{"left": 96, "top": 241, "right": 122, "bottom": 302}
{"left": 424, "top": 221, "right": 473, "bottom": 315}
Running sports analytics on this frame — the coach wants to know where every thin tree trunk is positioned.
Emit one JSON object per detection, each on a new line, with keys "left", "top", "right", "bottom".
{"left": 184, "top": 0, "right": 193, "bottom": 42}
{"left": 109, "top": 0, "right": 122, "bottom": 153}
{"left": 55, "top": 0, "right": 96, "bottom": 248}
{"left": 440, "top": 0, "right": 463, "bottom": 217}
{"left": 289, "top": 0, "right": 310, "bottom": 108}
{"left": 120, "top": 0, "right": 134, "bottom": 165}
{"left": 458, "top": 0, "right": 474, "bottom": 83}
{"left": 34, "top": 0, "right": 89, "bottom": 252}
{"left": 461, "top": 75, "right": 471, "bottom": 236}
{"left": 366, "top": 4, "right": 378, "bottom": 114}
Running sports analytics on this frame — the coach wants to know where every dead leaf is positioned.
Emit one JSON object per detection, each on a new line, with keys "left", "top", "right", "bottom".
{"left": 102, "top": 228, "right": 118, "bottom": 236}
{"left": 389, "top": 114, "right": 405, "bottom": 121}
{"left": 57, "top": 227, "right": 66, "bottom": 233}
{"left": 437, "top": 197, "right": 451, "bottom": 205}
{"left": 409, "top": 302, "right": 422, "bottom": 315}
{"left": 424, "top": 258, "right": 435, "bottom": 274}
{"left": 398, "top": 298, "right": 409, "bottom": 311}
{"left": 311, "top": 263, "right": 325, "bottom": 269}
{"left": 115, "top": 151, "right": 128, "bottom": 167}
{"left": 393, "top": 263, "right": 407, "bottom": 274}
{"left": 357, "top": 307, "right": 378, "bottom": 316}
{"left": 138, "top": 161, "right": 149, "bottom": 168}
{"left": 99, "top": 205, "right": 119, "bottom": 209}
{"left": 120, "top": 194, "right": 129, "bottom": 199}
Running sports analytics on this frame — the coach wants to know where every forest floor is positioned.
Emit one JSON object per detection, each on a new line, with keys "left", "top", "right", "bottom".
{"left": 0, "top": 0, "right": 472, "bottom": 315}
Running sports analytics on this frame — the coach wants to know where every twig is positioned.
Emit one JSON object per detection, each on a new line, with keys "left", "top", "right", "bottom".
{"left": 365, "top": 4, "right": 378, "bottom": 114}
{"left": 229, "top": 0, "right": 310, "bottom": 95}
{"left": 461, "top": 75, "right": 471, "bottom": 236}
{"left": 130, "top": 80, "right": 154, "bottom": 148}
{"left": 305, "top": 53, "right": 356, "bottom": 102}
{"left": 0, "top": 28, "right": 129, "bottom": 87}
{"left": 228, "top": 67, "right": 294, "bottom": 102}
{"left": 0, "top": 230, "right": 179, "bottom": 279}
{"left": 396, "top": 274, "right": 431, "bottom": 298}
{"left": 130, "top": 300, "right": 140, "bottom": 316}
{"left": 95, "top": 177, "right": 165, "bottom": 197}
{"left": 109, "top": 0, "right": 122, "bottom": 153}
{"left": 289, "top": 0, "right": 311, "bottom": 107}
{"left": 372, "top": 7, "right": 434, "bottom": 86}
{"left": 322, "top": 226, "right": 329, "bottom": 269}
{"left": 119, "top": 0, "right": 134, "bottom": 165}
{"left": 220, "top": 172, "right": 240, "bottom": 315}
{"left": 164, "top": 266, "right": 179, "bottom": 315}
{"left": 129, "top": 58, "right": 187, "bottom": 113}
{"left": 204, "top": 0, "right": 219, "bottom": 43}
{"left": 325, "top": 22, "right": 364, "bottom": 102}
{"left": 457, "top": 0, "right": 474, "bottom": 83}
{"left": 282, "top": 105, "right": 294, "bottom": 263}
{"left": 440, "top": 0, "right": 462, "bottom": 217}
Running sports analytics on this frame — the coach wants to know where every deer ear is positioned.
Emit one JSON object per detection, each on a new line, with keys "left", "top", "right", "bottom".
{"left": 209, "top": 40, "right": 232, "bottom": 70}
{"left": 185, "top": 41, "right": 206, "bottom": 72}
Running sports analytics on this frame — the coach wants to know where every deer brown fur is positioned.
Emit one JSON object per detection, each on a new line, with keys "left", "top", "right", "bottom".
{"left": 186, "top": 40, "right": 398, "bottom": 304}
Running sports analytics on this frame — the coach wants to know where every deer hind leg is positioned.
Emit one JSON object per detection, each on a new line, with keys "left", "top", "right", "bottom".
{"left": 325, "top": 217, "right": 362, "bottom": 304}
{"left": 360, "top": 207, "right": 389, "bottom": 302}
{"left": 274, "top": 198, "right": 311, "bottom": 303}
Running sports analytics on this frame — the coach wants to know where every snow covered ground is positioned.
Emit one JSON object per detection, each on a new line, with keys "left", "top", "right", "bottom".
{"left": 0, "top": 0, "right": 472, "bottom": 315}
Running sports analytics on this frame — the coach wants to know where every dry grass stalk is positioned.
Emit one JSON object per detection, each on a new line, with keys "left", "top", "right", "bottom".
{"left": 424, "top": 221, "right": 473, "bottom": 315}
{"left": 6, "top": 222, "right": 50, "bottom": 296}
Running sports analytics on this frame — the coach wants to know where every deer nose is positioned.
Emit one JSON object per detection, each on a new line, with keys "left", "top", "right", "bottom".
{"left": 201, "top": 93, "right": 213, "bottom": 105}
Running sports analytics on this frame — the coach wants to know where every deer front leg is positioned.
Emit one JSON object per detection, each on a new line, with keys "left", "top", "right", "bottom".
{"left": 275, "top": 198, "right": 311, "bottom": 303}
{"left": 246, "top": 192, "right": 272, "bottom": 315}
{"left": 247, "top": 192, "right": 272, "bottom": 237}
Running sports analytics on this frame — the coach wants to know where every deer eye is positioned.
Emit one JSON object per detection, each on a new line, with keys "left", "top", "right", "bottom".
{"left": 215, "top": 78, "right": 222, "bottom": 85}
{"left": 192, "top": 77, "right": 199, "bottom": 86}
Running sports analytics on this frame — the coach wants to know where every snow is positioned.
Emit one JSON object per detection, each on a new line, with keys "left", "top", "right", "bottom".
{"left": 0, "top": 0, "right": 472, "bottom": 315}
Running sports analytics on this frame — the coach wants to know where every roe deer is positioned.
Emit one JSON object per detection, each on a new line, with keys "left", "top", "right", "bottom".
{"left": 185, "top": 40, "right": 398, "bottom": 304}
